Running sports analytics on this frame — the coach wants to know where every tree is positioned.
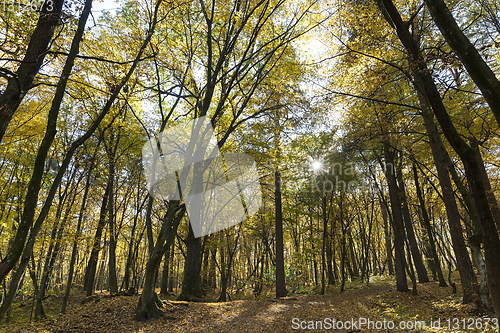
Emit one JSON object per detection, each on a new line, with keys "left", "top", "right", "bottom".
{"left": 0, "top": 0, "right": 65, "bottom": 143}
{"left": 423, "top": 0, "right": 500, "bottom": 126}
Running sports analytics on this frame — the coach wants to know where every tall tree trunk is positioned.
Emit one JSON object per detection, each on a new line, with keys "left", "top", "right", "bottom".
{"left": 349, "top": 235, "right": 359, "bottom": 278}
{"left": 404, "top": 235, "right": 418, "bottom": 295}
{"left": 61, "top": 167, "right": 92, "bottom": 313}
{"left": 321, "top": 195, "right": 327, "bottom": 295}
{"left": 0, "top": 0, "right": 160, "bottom": 303}
{"left": 412, "top": 164, "right": 447, "bottom": 287}
{"left": 123, "top": 212, "right": 139, "bottom": 291}
{"left": 326, "top": 223, "right": 335, "bottom": 285}
{"left": 160, "top": 247, "right": 170, "bottom": 294}
{"left": 106, "top": 134, "right": 120, "bottom": 295}
{"left": 208, "top": 247, "right": 217, "bottom": 290}
{"left": 135, "top": 201, "right": 184, "bottom": 320}
{"left": 275, "top": 169, "right": 287, "bottom": 298}
{"left": 309, "top": 211, "right": 319, "bottom": 286}
{"left": 168, "top": 242, "right": 176, "bottom": 292}
{"left": 442, "top": 115, "right": 489, "bottom": 307}
{"left": 107, "top": 174, "right": 118, "bottom": 294}
{"left": 471, "top": 141, "right": 500, "bottom": 231}
{"left": 339, "top": 197, "right": 347, "bottom": 292}
{"left": 380, "top": 200, "right": 394, "bottom": 275}
{"left": 178, "top": 228, "right": 203, "bottom": 300}
{"left": 218, "top": 247, "right": 227, "bottom": 301}
{"left": 34, "top": 219, "right": 61, "bottom": 320}
{"left": 4, "top": 6, "right": 96, "bottom": 307}
{"left": 383, "top": 142, "right": 408, "bottom": 292}
{"left": 84, "top": 181, "right": 111, "bottom": 295}
{"left": 396, "top": 162, "right": 429, "bottom": 283}
{"left": 444, "top": 160, "right": 490, "bottom": 307}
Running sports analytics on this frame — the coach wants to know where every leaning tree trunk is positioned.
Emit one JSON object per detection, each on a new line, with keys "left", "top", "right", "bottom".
{"left": 0, "top": 0, "right": 149, "bottom": 320}
{"left": 135, "top": 201, "right": 184, "bottom": 321}
{"left": 471, "top": 141, "right": 500, "bottom": 231}
{"left": 423, "top": 0, "right": 500, "bottom": 126}
{"left": 36, "top": 165, "right": 81, "bottom": 319}
{"left": 415, "top": 90, "right": 477, "bottom": 301}
{"left": 34, "top": 207, "right": 69, "bottom": 320}
{"left": 444, "top": 153, "right": 490, "bottom": 307}
{"left": 0, "top": 0, "right": 65, "bottom": 143}
{"left": 0, "top": 0, "right": 92, "bottom": 284}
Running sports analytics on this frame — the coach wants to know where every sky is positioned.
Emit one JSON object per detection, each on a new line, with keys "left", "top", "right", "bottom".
{"left": 91, "top": 0, "right": 120, "bottom": 19}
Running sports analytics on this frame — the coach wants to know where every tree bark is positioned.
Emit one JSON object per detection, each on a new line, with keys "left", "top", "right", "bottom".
{"left": 106, "top": 133, "right": 120, "bottom": 295}
{"left": 321, "top": 195, "right": 327, "bottom": 295}
{"left": 160, "top": 247, "right": 170, "bottom": 294}
{"left": 178, "top": 228, "right": 204, "bottom": 300}
{"left": 275, "top": 169, "right": 287, "bottom": 298}
{"left": 208, "top": 248, "right": 217, "bottom": 290}
{"left": 339, "top": 195, "right": 347, "bottom": 292}
{"left": 327, "top": 214, "right": 335, "bottom": 285}
{"left": 471, "top": 141, "right": 500, "bottom": 231}
{"left": 382, "top": 142, "right": 408, "bottom": 292}
{"left": 122, "top": 202, "right": 141, "bottom": 291}
{"left": 444, "top": 154, "right": 490, "bottom": 307}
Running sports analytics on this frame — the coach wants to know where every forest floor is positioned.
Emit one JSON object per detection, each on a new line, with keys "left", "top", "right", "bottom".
{"left": 0, "top": 274, "right": 497, "bottom": 333}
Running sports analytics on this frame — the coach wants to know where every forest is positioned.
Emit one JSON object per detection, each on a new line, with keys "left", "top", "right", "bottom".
{"left": 1, "top": 0, "right": 500, "bottom": 332}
